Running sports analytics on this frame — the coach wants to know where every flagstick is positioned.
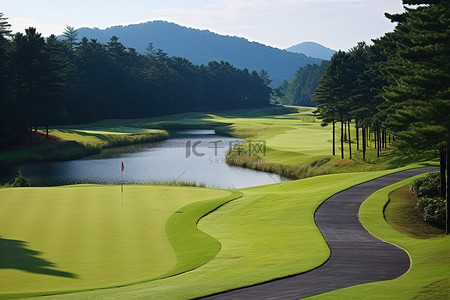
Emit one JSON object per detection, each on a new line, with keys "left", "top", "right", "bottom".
{"left": 121, "top": 161, "right": 124, "bottom": 206}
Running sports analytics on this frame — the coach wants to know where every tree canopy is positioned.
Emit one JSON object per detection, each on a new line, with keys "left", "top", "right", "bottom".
{"left": 0, "top": 17, "right": 272, "bottom": 145}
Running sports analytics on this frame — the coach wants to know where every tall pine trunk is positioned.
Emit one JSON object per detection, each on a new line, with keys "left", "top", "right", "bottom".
{"left": 332, "top": 120, "right": 336, "bottom": 156}
{"left": 348, "top": 121, "right": 352, "bottom": 159}
{"left": 362, "top": 126, "right": 366, "bottom": 161}
{"left": 376, "top": 121, "right": 380, "bottom": 157}
{"left": 374, "top": 128, "right": 377, "bottom": 149}
{"left": 356, "top": 119, "right": 359, "bottom": 151}
{"left": 340, "top": 111, "right": 344, "bottom": 159}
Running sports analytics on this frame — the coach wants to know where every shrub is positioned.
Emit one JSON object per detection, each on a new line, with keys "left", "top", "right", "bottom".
{"left": 411, "top": 172, "right": 440, "bottom": 198}
{"left": 11, "top": 170, "right": 31, "bottom": 187}
{"left": 416, "top": 196, "right": 446, "bottom": 228}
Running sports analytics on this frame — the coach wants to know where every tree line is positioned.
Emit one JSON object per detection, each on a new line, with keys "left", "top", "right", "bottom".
{"left": 0, "top": 16, "right": 272, "bottom": 145}
{"left": 312, "top": 0, "right": 449, "bottom": 232}
{"left": 284, "top": 61, "right": 329, "bottom": 107}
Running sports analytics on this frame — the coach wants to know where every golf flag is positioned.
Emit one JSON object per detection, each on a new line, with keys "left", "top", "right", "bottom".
{"left": 121, "top": 161, "right": 124, "bottom": 206}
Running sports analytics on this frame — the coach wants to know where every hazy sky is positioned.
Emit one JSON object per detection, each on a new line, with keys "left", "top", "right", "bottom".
{"left": 2, "top": 0, "right": 405, "bottom": 50}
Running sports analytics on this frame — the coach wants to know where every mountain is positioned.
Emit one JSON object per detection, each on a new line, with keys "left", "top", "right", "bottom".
{"left": 69, "top": 21, "right": 322, "bottom": 85}
{"left": 285, "top": 42, "right": 336, "bottom": 60}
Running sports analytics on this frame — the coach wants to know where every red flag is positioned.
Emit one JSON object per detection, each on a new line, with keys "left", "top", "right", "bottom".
{"left": 121, "top": 162, "right": 124, "bottom": 172}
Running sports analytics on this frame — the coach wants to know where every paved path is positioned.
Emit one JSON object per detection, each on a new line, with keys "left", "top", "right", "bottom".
{"left": 202, "top": 167, "right": 437, "bottom": 300}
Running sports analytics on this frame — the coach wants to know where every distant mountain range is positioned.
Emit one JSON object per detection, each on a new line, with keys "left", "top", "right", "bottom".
{"left": 285, "top": 42, "right": 336, "bottom": 60}
{"left": 69, "top": 21, "right": 324, "bottom": 85}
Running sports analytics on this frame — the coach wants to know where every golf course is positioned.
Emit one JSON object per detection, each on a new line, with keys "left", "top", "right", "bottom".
{"left": 1, "top": 1, "right": 448, "bottom": 298}
{"left": 1, "top": 106, "right": 448, "bottom": 299}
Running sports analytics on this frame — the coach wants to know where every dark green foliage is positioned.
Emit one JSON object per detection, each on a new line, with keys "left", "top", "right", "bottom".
{"left": 11, "top": 170, "right": 31, "bottom": 187}
{"left": 70, "top": 21, "right": 323, "bottom": 85}
{"left": 411, "top": 172, "right": 441, "bottom": 198}
{"left": 383, "top": 1, "right": 450, "bottom": 153}
{"left": 416, "top": 197, "right": 446, "bottom": 227}
{"left": 285, "top": 61, "right": 328, "bottom": 106}
{"left": 0, "top": 16, "right": 272, "bottom": 146}
{"left": 62, "top": 26, "right": 78, "bottom": 49}
{"left": 411, "top": 172, "right": 445, "bottom": 228}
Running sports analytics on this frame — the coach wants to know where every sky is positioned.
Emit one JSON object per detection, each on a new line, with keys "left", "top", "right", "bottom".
{"left": 1, "top": 0, "right": 406, "bottom": 51}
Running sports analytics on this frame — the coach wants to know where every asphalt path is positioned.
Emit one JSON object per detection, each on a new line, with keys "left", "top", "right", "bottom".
{"left": 202, "top": 167, "right": 438, "bottom": 299}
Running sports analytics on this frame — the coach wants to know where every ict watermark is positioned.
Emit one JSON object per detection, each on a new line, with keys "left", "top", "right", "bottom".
{"left": 185, "top": 139, "right": 266, "bottom": 163}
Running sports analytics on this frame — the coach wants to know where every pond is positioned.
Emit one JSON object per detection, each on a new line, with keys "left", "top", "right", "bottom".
{"left": 9, "top": 130, "right": 286, "bottom": 189}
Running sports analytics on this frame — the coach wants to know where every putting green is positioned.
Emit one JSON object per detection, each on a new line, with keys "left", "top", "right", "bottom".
{"left": 0, "top": 185, "right": 238, "bottom": 296}
{"left": 39, "top": 169, "right": 407, "bottom": 299}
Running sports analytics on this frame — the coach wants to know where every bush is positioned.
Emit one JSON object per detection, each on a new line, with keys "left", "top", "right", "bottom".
{"left": 411, "top": 172, "right": 440, "bottom": 198}
{"left": 11, "top": 170, "right": 31, "bottom": 187}
{"left": 416, "top": 197, "right": 446, "bottom": 228}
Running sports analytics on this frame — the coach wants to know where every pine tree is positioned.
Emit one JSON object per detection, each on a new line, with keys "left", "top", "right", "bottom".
{"left": 383, "top": 0, "right": 450, "bottom": 233}
{"left": 62, "top": 26, "right": 78, "bottom": 50}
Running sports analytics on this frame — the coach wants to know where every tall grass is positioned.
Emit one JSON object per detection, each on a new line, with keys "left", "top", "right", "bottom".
{"left": 226, "top": 150, "right": 339, "bottom": 180}
{"left": 146, "top": 180, "right": 207, "bottom": 187}
{"left": 0, "top": 131, "right": 169, "bottom": 169}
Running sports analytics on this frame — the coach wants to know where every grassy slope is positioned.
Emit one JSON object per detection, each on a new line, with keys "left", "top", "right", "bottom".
{"left": 0, "top": 185, "right": 239, "bottom": 297}
{"left": 384, "top": 185, "right": 445, "bottom": 238}
{"left": 0, "top": 126, "right": 168, "bottom": 168}
{"left": 1, "top": 106, "right": 443, "bottom": 298}
{"left": 308, "top": 175, "right": 450, "bottom": 300}
{"left": 1, "top": 106, "right": 437, "bottom": 172}
{"left": 218, "top": 107, "right": 437, "bottom": 180}
{"left": 42, "top": 169, "right": 414, "bottom": 299}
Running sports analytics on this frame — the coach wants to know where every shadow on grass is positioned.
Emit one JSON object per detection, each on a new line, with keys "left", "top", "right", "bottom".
{"left": 0, "top": 237, "right": 77, "bottom": 278}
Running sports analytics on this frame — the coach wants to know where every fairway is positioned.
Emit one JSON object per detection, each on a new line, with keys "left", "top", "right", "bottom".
{"left": 37, "top": 169, "right": 410, "bottom": 299}
{"left": 0, "top": 185, "right": 237, "bottom": 296}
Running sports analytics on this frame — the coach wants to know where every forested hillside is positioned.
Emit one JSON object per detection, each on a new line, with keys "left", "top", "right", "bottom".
{"left": 284, "top": 61, "right": 328, "bottom": 106}
{"left": 0, "top": 18, "right": 271, "bottom": 145}
{"left": 285, "top": 42, "right": 335, "bottom": 60}
{"left": 72, "top": 21, "right": 323, "bottom": 85}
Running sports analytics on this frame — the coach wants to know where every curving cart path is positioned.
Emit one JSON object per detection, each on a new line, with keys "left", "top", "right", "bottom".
{"left": 202, "top": 167, "right": 438, "bottom": 300}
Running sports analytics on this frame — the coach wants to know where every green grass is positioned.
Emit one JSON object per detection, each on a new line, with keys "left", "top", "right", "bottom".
{"left": 0, "top": 185, "right": 240, "bottom": 297}
{"left": 308, "top": 175, "right": 450, "bottom": 300}
{"left": 30, "top": 169, "right": 413, "bottom": 299}
{"left": 0, "top": 126, "right": 168, "bottom": 168}
{"left": 221, "top": 106, "right": 438, "bottom": 178}
{"left": 384, "top": 185, "right": 445, "bottom": 238}
{"left": 0, "top": 106, "right": 443, "bottom": 298}
{"left": 1, "top": 105, "right": 437, "bottom": 175}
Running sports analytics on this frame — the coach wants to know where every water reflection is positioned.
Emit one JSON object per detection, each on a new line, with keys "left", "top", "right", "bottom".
{"left": 10, "top": 130, "right": 287, "bottom": 189}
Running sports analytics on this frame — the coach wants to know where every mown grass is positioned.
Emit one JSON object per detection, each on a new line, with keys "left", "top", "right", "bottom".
{"left": 0, "top": 106, "right": 295, "bottom": 170}
{"left": 2, "top": 105, "right": 436, "bottom": 176}
{"left": 0, "top": 185, "right": 239, "bottom": 298}
{"left": 384, "top": 185, "right": 445, "bottom": 238}
{"left": 37, "top": 169, "right": 410, "bottom": 299}
{"left": 0, "top": 127, "right": 168, "bottom": 169}
{"left": 309, "top": 175, "right": 450, "bottom": 300}
{"left": 222, "top": 106, "right": 438, "bottom": 178}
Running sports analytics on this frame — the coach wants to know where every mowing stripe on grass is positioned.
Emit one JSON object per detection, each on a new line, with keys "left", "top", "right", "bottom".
{"left": 0, "top": 185, "right": 238, "bottom": 298}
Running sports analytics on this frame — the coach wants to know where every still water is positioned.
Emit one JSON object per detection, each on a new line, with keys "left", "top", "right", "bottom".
{"left": 12, "top": 130, "right": 286, "bottom": 189}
